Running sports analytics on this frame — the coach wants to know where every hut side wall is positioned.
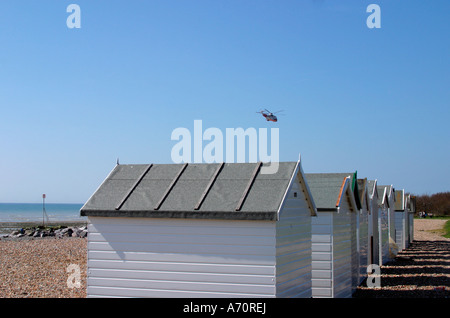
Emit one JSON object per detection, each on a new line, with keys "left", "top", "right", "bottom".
{"left": 311, "top": 212, "right": 333, "bottom": 297}
{"left": 368, "top": 200, "right": 379, "bottom": 266}
{"left": 388, "top": 204, "right": 398, "bottom": 259}
{"left": 333, "top": 198, "right": 355, "bottom": 298}
{"left": 358, "top": 207, "right": 369, "bottom": 285}
{"left": 379, "top": 205, "right": 389, "bottom": 265}
{"left": 275, "top": 179, "right": 313, "bottom": 298}
{"left": 404, "top": 210, "right": 410, "bottom": 249}
{"left": 351, "top": 206, "right": 358, "bottom": 295}
{"left": 395, "top": 211, "right": 405, "bottom": 250}
{"left": 408, "top": 213, "right": 414, "bottom": 244}
{"left": 311, "top": 200, "right": 355, "bottom": 298}
{"left": 87, "top": 217, "right": 277, "bottom": 297}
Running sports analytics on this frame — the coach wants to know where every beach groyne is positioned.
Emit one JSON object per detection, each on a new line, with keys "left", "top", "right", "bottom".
{"left": 1, "top": 224, "right": 88, "bottom": 239}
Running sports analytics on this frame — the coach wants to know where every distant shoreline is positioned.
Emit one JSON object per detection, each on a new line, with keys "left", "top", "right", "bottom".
{"left": 0, "top": 202, "right": 85, "bottom": 232}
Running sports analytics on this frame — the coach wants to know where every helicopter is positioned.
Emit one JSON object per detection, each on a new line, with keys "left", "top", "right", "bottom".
{"left": 257, "top": 109, "right": 284, "bottom": 122}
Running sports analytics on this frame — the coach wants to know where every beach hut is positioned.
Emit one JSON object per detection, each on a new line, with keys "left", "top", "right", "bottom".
{"left": 356, "top": 178, "right": 370, "bottom": 285}
{"left": 377, "top": 185, "right": 397, "bottom": 264}
{"left": 80, "top": 160, "right": 317, "bottom": 298}
{"left": 395, "top": 189, "right": 408, "bottom": 251}
{"left": 408, "top": 195, "right": 416, "bottom": 245}
{"left": 367, "top": 180, "right": 380, "bottom": 267}
{"left": 304, "top": 173, "right": 359, "bottom": 298}
{"left": 376, "top": 186, "right": 389, "bottom": 265}
{"left": 385, "top": 185, "right": 398, "bottom": 259}
{"left": 403, "top": 193, "right": 412, "bottom": 249}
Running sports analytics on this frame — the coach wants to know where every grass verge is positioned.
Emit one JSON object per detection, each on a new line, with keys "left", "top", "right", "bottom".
{"left": 444, "top": 220, "right": 450, "bottom": 238}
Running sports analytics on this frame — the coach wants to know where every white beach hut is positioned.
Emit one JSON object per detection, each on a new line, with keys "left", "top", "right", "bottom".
{"left": 356, "top": 178, "right": 370, "bottom": 285}
{"left": 376, "top": 185, "right": 389, "bottom": 265}
{"left": 395, "top": 189, "right": 408, "bottom": 251}
{"left": 377, "top": 185, "right": 397, "bottom": 264}
{"left": 80, "top": 160, "right": 317, "bottom": 298}
{"left": 385, "top": 185, "right": 398, "bottom": 259}
{"left": 367, "top": 180, "right": 380, "bottom": 267}
{"left": 408, "top": 195, "right": 416, "bottom": 245}
{"left": 304, "top": 173, "right": 359, "bottom": 298}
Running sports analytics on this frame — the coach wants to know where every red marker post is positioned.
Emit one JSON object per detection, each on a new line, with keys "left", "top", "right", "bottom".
{"left": 42, "top": 194, "right": 46, "bottom": 227}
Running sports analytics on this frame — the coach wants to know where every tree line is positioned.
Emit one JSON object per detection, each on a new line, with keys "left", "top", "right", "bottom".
{"left": 413, "top": 192, "right": 450, "bottom": 216}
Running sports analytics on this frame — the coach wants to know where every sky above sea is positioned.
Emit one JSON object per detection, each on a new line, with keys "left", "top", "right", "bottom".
{"left": 0, "top": 1, "right": 448, "bottom": 204}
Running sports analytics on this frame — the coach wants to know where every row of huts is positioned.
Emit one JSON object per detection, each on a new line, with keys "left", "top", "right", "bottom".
{"left": 80, "top": 159, "right": 416, "bottom": 298}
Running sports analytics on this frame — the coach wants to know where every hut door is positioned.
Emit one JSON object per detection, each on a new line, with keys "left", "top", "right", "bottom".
{"left": 370, "top": 236, "right": 374, "bottom": 264}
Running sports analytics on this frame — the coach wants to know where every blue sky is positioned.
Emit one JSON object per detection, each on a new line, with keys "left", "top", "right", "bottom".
{"left": 0, "top": 0, "right": 448, "bottom": 203}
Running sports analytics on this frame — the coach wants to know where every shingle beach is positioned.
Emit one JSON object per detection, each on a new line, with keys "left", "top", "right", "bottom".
{"left": 0, "top": 236, "right": 86, "bottom": 298}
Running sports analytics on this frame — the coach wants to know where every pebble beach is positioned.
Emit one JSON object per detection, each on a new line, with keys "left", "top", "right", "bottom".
{"left": 0, "top": 236, "right": 87, "bottom": 298}
{"left": 0, "top": 219, "right": 448, "bottom": 298}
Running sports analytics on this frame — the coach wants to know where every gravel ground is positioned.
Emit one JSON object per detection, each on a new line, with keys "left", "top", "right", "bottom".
{"left": 0, "top": 219, "right": 448, "bottom": 298}
{"left": 354, "top": 218, "right": 450, "bottom": 298}
{"left": 0, "top": 237, "right": 87, "bottom": 298}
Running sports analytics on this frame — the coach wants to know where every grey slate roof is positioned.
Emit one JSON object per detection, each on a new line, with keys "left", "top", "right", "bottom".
{"left": 304, "top": 173, "right": 355, "bottom": 211}
{"left": 81, "top": 162, "right": 300, "bottom": 220}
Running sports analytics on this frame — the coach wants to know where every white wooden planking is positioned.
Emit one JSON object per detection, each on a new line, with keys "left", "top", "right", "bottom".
{"left": 333, "top": 199, "right": 354, "bottom": 298}
{"left": 311, "top": 194, "right": 355, "bottom": 298}
{"left": 311, "top": 212, "right": 333, "bottom": 297}
{"left": 87, "top": 286, "right": 273, "bottom": 298}
{"left": 378, "top": 205, "right": 389, "bottom": 265}
{"left": 388, "top": 206, "right": 398, "bottom": 259}
{"left": 87, "top": 217, "right": 277, "bottom": 298}
{"left": 88, "top": 268, "right": 275, "bottom": 285}
{"left": 89, "top": 276, "right": 276, "bottom": 294}
{"left": 395, "top": 211, "right": 405, "bottom": 250}
{"left": 404, "top": 209, "right": 410, "bottom": 249}
{"left": 357, "top": 205, "right": 369, "bottom": 286}
{"left": 88, "top": 250, "right": 274, "bottom": 266}
{"left": 275, "top": 178, "right": 312, "bottom": 298}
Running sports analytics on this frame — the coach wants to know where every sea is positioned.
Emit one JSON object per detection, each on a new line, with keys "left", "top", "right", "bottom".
{"left": 0, "top": 203, "right": 86, "bottom": 223}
